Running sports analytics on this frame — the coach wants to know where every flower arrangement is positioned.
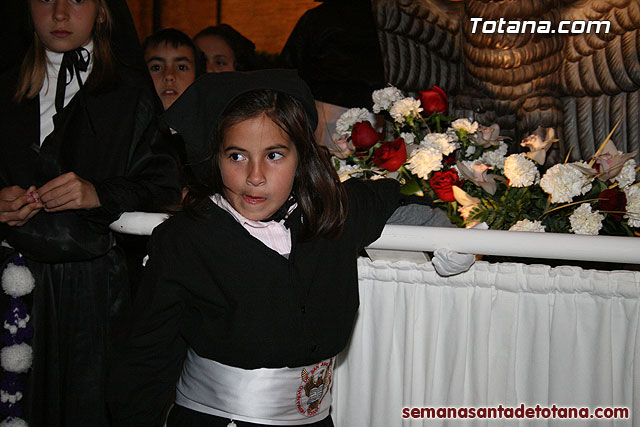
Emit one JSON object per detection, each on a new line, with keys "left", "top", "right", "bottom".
{"left": 332, "top": 86, "right": 640, "bottom": 236}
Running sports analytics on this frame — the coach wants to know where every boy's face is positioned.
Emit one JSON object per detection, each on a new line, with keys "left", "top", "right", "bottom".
{"left": 220, "top": 113, "right": 298, "bottom": 221}
{"left": 30, "top": 0, "right": 99, "bottom": 53}
{"left": 145, "top": 43, "right": 196, "bottom": 110}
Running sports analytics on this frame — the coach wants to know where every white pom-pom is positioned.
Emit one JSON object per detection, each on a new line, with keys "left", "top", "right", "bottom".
{"left": 1, "top": 264, "right": 35, "bottom": 298}
{"left": 0, "top": 417, "right": 28, "bottom": 427}
{"left": 0, "top": 344, "right": 33, "bottom": 373}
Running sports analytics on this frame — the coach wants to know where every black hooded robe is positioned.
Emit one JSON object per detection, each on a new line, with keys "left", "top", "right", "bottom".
{"left": 0, "top": 57, "right": 181, "bottom": 426}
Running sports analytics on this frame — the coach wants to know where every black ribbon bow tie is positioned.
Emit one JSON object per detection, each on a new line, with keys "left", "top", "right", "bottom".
{"left": 260, "top": 197, "right": 297, "bottom": 226}
{"left": 55, "top": 47, "right": 90, "bottom": 113}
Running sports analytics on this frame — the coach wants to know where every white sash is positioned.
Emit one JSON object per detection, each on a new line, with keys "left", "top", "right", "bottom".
{"left": 175, "top": 348, "right": 334, "bottom": 425}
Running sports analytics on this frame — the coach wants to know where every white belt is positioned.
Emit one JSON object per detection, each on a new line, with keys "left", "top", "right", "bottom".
{"left": 175, "top": 348, "right": 334, "bottom": 425}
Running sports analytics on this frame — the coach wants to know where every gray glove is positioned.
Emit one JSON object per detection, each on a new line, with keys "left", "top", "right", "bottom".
{"left": 432, "top": 248, "right": 475, "bottom": 276}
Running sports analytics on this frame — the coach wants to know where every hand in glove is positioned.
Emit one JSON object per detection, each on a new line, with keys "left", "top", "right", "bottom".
{"left": 432, "top": 248, "right": 475, "bottom": 276}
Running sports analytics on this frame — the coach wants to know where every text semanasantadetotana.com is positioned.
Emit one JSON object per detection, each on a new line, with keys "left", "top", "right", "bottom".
{"left": 470, "top": 18, "right": 611, "bottom": 34}
{"left": 402, "top": 404, "right": 629, "bottom": 420}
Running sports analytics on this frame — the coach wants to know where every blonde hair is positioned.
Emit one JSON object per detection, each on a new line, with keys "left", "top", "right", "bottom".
{"left": 14, "top": 0, "right": 115, "bottom": 102}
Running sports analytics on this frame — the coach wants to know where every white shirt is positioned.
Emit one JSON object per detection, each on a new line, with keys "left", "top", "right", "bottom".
{"left": 39, "top": 41, "right": 94, "bottom": 147}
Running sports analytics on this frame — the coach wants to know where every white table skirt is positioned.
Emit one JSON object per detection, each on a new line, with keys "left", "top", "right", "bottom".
{"left": 331, "top": 258, "right": 640, "bottom": 426}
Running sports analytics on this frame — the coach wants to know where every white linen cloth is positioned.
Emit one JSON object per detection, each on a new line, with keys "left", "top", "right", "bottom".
{"left": 331, "top": 259, "right": 640, "bottom": 426}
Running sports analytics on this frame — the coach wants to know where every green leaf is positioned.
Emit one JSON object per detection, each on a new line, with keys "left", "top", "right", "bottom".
{"left": 400, "top": 179, "right": 424, "bottom": 196}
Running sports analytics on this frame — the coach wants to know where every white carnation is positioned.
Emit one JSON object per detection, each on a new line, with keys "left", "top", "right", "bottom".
{"left": 335, "top": 108, "right": 371, "bottom": 136}
{"left": 479, "top": 142, "right": 508, "bottom": 169}
{"left": 420, "top": 132, "right": 457, "bottom": 156}
{"left": 400, "top": 132, "right": 415, "bottom": 145}
{"left": 624, "top": 185, "right": 640, "bottom": 227}
{"left": 406, "top": 147, "right": 443, "bottom": 179}
{"left": 389, "top": 98, "right": 423, "bottom": 124}
{"left": 540, "top": 162, "right": 593, "bottom": 203}
{"left": 509, "top": 219, "right": 546, "bottom": 232}
{"left": 372, "top": 86, "right": 404, "bottom": 113}
{"left": 614, "top": 158, "right": 637, "bottom": 189}
{"left": 569, "top": 204, "right": 604, "bottom": 235}
{"left": 503, "top": 154, "right": 540, "bottom": 187}
{"left": 451, "top": 118, "right": 479, "bottom": 134}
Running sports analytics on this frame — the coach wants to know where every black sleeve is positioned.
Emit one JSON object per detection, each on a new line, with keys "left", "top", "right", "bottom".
{"left": 108, "top": 224, "right": 188, "bottom": 426}
{"left": 342, "top": 178, "right": 409, "bottom": 250}
{"left": 89, "top": 93, "right": 181, "bottom": 224}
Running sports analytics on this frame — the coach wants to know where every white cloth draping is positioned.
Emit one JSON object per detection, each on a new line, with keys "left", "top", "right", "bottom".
{"left": 331, "top": 258, "right": 640, "bottom": 426}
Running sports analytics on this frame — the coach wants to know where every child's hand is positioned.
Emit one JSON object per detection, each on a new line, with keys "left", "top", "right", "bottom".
{"left": 0, "top": 185, "right": 42, "bottom": 226}
{"left": 37, "top": 172, "right": 101, "bottom": 212}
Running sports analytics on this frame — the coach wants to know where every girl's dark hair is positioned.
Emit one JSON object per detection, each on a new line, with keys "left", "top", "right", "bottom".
{"left": 194, "top": 24, "right": 256, "bottom": 71}
{"left": 183, "top": 89, "right": 348, "bottom": 240}
{"left": 15, "top": 0, "right": 116, "bottom": 102}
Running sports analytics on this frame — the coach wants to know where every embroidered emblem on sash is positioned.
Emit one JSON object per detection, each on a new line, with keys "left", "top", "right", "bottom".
{"left": 296, "top": 358, "right": 333, "bottom": 416}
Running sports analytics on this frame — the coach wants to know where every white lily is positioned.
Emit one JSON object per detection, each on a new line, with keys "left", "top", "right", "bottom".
{"left": 592, "top": 141, "right": 637, "bottom": 182}
{"left": 452, "top": 186, "right": 482, "bottom": 227}
{"left": 470, "top": 124, "right": 506, "bottom": 148}
{"left": 456, "top": 161, "right": 505, "bottom": 195}
{"left": 521, "top": 134, "right": 558, "bottom": 165}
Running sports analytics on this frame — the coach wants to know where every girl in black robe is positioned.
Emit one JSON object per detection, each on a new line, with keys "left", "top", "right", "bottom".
{"left": 108, "top": 69, "right": 424, "bottom": 427}
{"left": 0, "top": 0, "right": 181, "bottom": 425}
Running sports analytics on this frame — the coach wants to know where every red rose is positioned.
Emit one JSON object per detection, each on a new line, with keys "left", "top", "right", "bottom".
{"left": 351, "top": 121, "right": 381, "bottom": 150}
{"left": 372, "top": 138, "right": 407, "bottom": 171}
{"left": 418, "top": 86, "right": 448, "bottom": 116}
{"left": 443, "top": 153, "right": 456, "bottom": 166}
{"left": 430, "top": 169, "right": 463, "bottom": 202}
{"left": 598, "top": 188, "right": 627, "bottom": 221}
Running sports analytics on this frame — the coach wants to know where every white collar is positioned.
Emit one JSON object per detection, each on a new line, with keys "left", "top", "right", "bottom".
{"left": 45, "top": 39, "right": 94, "bottom": 71}
{"left": 211, "top": 194, "right": 276, "bottom": 229}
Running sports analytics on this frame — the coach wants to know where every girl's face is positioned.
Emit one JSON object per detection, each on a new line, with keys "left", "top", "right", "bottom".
{"left": 195, "top": 35, "right": 236, "bottom": 73}
{"left": 220, "top": 113, "right": 298, "bottom": 221}
{"left": 30, "top": 0, "right": 99, "bottom": 53}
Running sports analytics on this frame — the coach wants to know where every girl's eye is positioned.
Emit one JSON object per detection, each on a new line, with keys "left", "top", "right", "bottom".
{"left": 70, "top": 0, "right": 86, "bottom": 4}
{"left": 267, "top": 152, "right": 284, "bottom": 161}
{"left": 216, "top": 61, "right": 228, "bottom": 67}
{"left": 229, "top": 153, "right": 246, "bottom": 161}
{"left": 178, "top": 64, "right": 189, "bottom": 71}
{"left": 149, "top": 64, "right": 161, "bottom": 72}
